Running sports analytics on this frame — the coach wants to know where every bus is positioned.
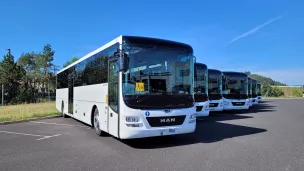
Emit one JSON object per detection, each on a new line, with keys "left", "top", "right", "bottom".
{"left": 257, "top": 83, "right": 262, "bottom": 102}
{"left": 194, "top": 63, "right": 209, "bottom": 117}
{"left": 222, "top": 72, "right": 250, "bottom": 110}
{"left": 248, "top": 77, "right": 253, "bottom": 107}
{"left": 251, "top": 78, "right": 258, "bottom": 105}
{"left": 56, "top": 35, "right": 197, "bottom": 139}
{"left": 208, "top": 69, "right": 224, "bottom": 112}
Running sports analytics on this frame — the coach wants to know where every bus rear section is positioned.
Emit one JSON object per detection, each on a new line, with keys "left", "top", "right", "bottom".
{"left": 208, "top": 69, "right": 224, "bottom": 112}
{"left": 251, "top": 78, "right": 259, "bottom": 105}
{"left": 56, "top": 35, "right": 197, "bottom": 140}
{"left": 222, "top": 72, "right": 250, "bottom": 110}
{"left": 257, "top": 83, "right": 262, "bottom": 102}
{"left": 193, "top": 63, "right": 209, "bottom": 117}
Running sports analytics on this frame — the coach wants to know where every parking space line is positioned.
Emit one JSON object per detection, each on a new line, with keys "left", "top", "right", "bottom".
{"left": 0, "top": 130, "right": 44, "bottom": 137}
{"left": 29, "top": 121, "right": 91, "bottom": 129}
{"left": 0, "top": 130, "right": 62, "bottom": 141}
{"left": 36, "top": 134, "right": 61, "bottom": 141}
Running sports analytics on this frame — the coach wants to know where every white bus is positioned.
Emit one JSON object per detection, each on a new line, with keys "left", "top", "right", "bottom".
{"left": 251, "top": 78, "right": 258, "bottom": 105}
{"left": 222, "top": 72, "right": 250, "bottom": 110}
{"left": 194, "top": 63, "right": 209, "bottom": 117}
{"left": 257, "top": 83, "right": 262, "bottom": 102}
{"left": 56, "top": 36, "right": 197, "bottom": 139}
{"left": 208, "top": 69, "right": 224, "bottom": 112}
{"left": 248, "top": 77, "right": 253, "bottom": 107}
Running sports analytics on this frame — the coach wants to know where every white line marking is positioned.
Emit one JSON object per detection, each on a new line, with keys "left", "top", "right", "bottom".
{"left": 0, "top": 130, "right": 44, "bottom": 137}
{"left": 0, "top": 131, "right": 62, "bottom": 141}
{"left": 29, "top": 121, "right": 90, "bottom": 129}
{"left": 36, "top": 134, "right": 61, "bottom": 141}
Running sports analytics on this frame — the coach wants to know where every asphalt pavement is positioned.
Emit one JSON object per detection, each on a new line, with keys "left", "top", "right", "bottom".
{"left": 1, "top": 99, "right": 304, "bottom": 171}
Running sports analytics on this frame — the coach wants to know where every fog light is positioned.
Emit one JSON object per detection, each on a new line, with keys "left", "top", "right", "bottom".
{"left": 125, "top": 116, "right": 139, "bottom": 122}
{"left": 189, "top": 114, "right": 196, "bottom": 120}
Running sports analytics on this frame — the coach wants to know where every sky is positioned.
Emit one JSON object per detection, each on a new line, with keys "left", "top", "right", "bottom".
{"left": 0, "top": 0, "right": 303, "bottom": 85}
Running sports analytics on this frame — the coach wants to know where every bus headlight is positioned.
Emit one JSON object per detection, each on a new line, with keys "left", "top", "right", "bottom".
{"left": 125, "top": 116, "right": 140, "bottom": 122}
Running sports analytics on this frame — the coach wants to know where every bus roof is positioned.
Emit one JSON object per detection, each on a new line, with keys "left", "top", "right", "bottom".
{"left": 222, "top": 71, "right": 248, "bottom": 78}
{"left": 208, "top": 69, "right": 222, "bottom": 75}
{"left": 57, "top": 35, "right": 193, "bottom": 74}
{"left": 194, "top": 63, "right": 207, "bottom": 70}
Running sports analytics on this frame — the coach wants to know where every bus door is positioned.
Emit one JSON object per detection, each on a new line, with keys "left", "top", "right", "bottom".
{"left": 107, "top": 59, "right": 119, "bottom": 137}
{"left": 68, "top": 70, "right": 74, "bottom": 115}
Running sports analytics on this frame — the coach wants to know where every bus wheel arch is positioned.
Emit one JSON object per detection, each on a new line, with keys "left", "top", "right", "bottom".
{"left": 91, "top": 105, "right": 97, "bottom": 128}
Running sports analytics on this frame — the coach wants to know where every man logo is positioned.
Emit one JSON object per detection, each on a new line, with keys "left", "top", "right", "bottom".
{"left": 160, "top": 118, "right": 175, "bottom": 123}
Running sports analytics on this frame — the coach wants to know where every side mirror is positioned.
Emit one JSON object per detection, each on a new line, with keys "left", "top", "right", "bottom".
{"left": 119, "top": 52, "right": 129, "bottom": 72}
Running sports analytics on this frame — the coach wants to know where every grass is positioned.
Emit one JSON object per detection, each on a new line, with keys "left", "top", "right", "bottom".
{"left": 0, "top": 102, "right": 61, "bottom": 123}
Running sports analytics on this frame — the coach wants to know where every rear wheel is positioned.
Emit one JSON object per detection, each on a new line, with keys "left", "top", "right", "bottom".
{"left": 93, "top": 108, "right": 102, "bottom": 136}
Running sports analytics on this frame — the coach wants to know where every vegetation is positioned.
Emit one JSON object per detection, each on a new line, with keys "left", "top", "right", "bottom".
{"left": 0, "top": 102, "right": 60, "bottom": 122}
{"left": 244, "top": 71, "right": 304, "bottom": 97}
{"left": 244, "top": 71, "right": 286, "bottom": 86}
{"left": 63, "top": 57, "right": 79, "bottom": 68}
{"left": 0, "top": 45, "right": 58, "bottom": 105}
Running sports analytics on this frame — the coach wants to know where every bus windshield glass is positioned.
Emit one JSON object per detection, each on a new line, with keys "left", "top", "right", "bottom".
{"left": 223, "top": 76, "right": 248, "bottom": 95}
{"left": 257, "top": 84, "right": 261, "bottom": 96}
{"left": 252, "top": 80, "right": 257, "bottom": 95}
{"left": 194, "top": 65, "right": 208, "bottom": 95}
{"left": 208, "top": 73, "right": 222, "bottom": 95}
{"left": 122, "top": 44, "right": 194, "bottom": 109}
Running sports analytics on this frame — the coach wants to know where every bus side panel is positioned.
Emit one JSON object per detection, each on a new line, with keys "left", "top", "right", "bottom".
{"left": 74, "top": 84, "right": 108, "bottom": 131}
{"left": 56, "top": 88, "right": 68, "bottom": 114}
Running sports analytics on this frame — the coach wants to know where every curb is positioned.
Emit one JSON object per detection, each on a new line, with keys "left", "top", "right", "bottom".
{"left": 0, "top": 115, "right": 62, "bottom": 125}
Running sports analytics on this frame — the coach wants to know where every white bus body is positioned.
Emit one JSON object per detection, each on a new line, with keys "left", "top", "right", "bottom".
{"left": 222, "top": 72, "right": 250, "bottom": 110}
{"left": 194, "top": 63, "right": 209, "bottom": 117}
{"left": 208, "top": 69, "right": 224, "bottom": 112}
{"left": 56, "top": 36, "right": 196, "bottom": 139}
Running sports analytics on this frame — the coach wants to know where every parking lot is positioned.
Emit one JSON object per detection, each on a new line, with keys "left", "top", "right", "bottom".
{"left": 1, "top": 99, "right": 304, "bottom": 171}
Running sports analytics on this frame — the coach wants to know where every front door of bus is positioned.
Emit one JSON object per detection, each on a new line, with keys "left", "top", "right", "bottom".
{"left": 68, "top": 72, "right": 74, "bottom": 115}
{"left": 108, "top": 59, "right": 119, "bottom": 137}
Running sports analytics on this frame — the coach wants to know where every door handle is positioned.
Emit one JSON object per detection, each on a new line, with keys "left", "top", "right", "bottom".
{"left": 110, "top": 113, "right": 113, "bottom": 117}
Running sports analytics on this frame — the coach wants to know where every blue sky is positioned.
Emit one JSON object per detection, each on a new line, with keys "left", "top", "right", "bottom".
{"left": 0, "top": 0, "right": 303, "bottom": 85}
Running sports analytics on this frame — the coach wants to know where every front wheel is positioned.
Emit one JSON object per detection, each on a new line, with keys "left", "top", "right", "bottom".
{"left": 93, "top": 108, "right": 103, "bottom": 136}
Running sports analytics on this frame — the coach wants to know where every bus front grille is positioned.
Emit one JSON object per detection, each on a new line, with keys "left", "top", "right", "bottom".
{"left": 146, "top": 116, "right": 186, "bottom": 127}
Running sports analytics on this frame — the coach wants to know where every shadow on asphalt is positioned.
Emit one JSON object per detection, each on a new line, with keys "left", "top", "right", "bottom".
{"left": 122, "top": 118, "right": 266, "bottom": 149}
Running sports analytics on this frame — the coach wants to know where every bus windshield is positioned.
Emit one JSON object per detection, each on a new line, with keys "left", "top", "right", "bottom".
{"left": 223, "top": 76, "right": 248, "bottom": 95}
{"left": 122, "top": 45, "right": 194, "bottom": 109}
{"left": 208, "top": 74, "right": 222, "bottom": 95}
{"left": 257, "top": 84, "right": 261, "bottom": 96}
{"left": 194, "top": 65, "right": 208, "bottom": 95}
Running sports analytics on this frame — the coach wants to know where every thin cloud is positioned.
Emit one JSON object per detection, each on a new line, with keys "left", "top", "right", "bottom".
{"left": 226, "top": 16, "right": 282, "bottom": 45}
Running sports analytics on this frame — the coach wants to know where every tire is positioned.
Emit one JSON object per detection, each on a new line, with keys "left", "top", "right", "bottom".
{"left": 93, "top": 108, "right": 103, "bottom": 136}
{"left": 62, "top": 102, "right": 68, "bottom": 118}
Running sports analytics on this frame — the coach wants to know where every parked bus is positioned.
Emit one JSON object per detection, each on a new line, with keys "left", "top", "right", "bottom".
{"left": 251, "top": 78, "right": 258, "bottom": 105}
{"left": 56, "top": 36, "right": 197, "bottom": 139}
{"left": 257, "top": 83, "right": 262, "bottom": 102}
{"left": 248, "top": 77, "right": 253, "bottom": 107}
{"left": 194, "top": 63, "right": 209, "bottom": 117}
{"left": 208, "top": 69, "right": 224, "bottom": 111}
{"left": 222, "top": 72, "right": 250, "bottom": 110}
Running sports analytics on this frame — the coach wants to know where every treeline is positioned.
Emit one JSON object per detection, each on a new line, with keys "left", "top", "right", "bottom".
{"left": 244, "top": 71, "right": 286, "bottom": 86}
{"left": 0, "top": 45, "right": 57, "bottom": 105}
{"left": 244, "top": 71, "right": 303, "bottom": 97}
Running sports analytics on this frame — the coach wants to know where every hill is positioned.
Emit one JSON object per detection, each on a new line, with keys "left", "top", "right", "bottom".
{"left": 244, "top": 71, "right": 286, "bottom": 86}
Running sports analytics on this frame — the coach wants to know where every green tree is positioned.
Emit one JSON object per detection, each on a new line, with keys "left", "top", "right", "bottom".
{"left": 0, "top": 52, "right": 25, "bottom": 104}
{"left": 63, "top": 57, "right": 79, "bottom": 68}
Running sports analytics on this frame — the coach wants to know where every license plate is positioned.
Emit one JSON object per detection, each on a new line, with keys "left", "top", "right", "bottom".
{"left": 169, "top": 129, "right": 175, "bottom": 133}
